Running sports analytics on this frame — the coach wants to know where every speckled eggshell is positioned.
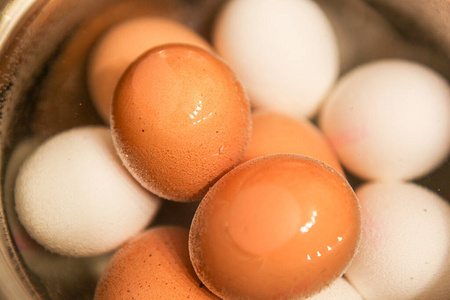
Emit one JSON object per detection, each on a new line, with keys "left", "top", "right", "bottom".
{"left": 87, "top": 16, "right": 212, "bottom": 122}
{"left": 14, "top": 126, "right": 161, "bottom": 257}
{"left": 189, "top": 154, "right": 361, "bottom": 300}
{"left": 111, "top": 44, "right": 251, "bottom": 202}
{"left": 244, "top": 110, "right": 343, "bottom": 174}
{"left": 94, "top": 226, "right": 218, "bottom": 299}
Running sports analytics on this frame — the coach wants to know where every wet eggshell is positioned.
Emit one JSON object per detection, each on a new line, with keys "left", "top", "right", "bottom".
{"left": 87, "top": 17, "right": 212, "bottom": 122}
{"left": 244, "top": 110, "right": 343, "bottom": 174}
{"left": 94, "top": 226, "right": 218, "bottom": 299}
{"left": 189, "top": 154, "right": 361, "bottom": 300}
{"left": 111, "top": 44, "right": 251, "bottom": 202}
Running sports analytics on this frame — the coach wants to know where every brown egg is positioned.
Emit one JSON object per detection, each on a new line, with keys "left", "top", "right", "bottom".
{"left": 111, "top": 44, "right": 251, "bottom": 202}
{"left": 189, "top": 154, "right": 361, "bottom": 300}
{"left": 244, "top": 110, "right": 343, "bottom": 174}
{"left": 87, "top": 17, "right": 212, "bottom": 122}
{"left": 94, "top": 226, "right": 218, "bottom": 299}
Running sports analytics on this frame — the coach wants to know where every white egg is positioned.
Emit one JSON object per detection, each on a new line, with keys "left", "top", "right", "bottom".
{"left": 319, "top": 59, "right": 450, "bottom": 181}
{"left": 213, "top": 0, "right": 339, "bottom": 119}
{"left": 345, "top": 181, "right": 450, "bottom": 300}
{"left": 15, "top": 126, "right": 161, "bottom": 257}
{"left": 4, "top": 137, "right": 113, "bottom": 288}
{"left": 305, "top": 277, "right": 363, "bottom": 300}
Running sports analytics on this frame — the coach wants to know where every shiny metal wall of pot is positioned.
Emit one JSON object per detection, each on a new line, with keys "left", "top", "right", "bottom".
{"left": 0, "top": 0, "right": 448, "bottom": 299}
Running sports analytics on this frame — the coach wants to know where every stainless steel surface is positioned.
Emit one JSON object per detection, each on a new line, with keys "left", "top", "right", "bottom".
{"left": 0, "top": 0, "right": 448, "bottom": 299}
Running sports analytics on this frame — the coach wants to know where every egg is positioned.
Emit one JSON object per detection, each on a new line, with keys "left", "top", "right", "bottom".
{"left": 94, "top": 226, "right": 218, "bottom": 299}
{"left": 87, "top": 16, "right": 212, "bottom": 122}
{"left": 14, "top": 126, "right": 161, "bottom": 257}
{"left": 4, "top": 138, "right": 112, "bottom": 288}
{"left": 189, "top": 154, "right": 361, "bottom": 300}
{"left": 319, "top": 59, "right": 450, "bottom": 181}
{"left": 244, "top": 110, "right": 343, "bottom": 174}
{"left": 213, "top": 0, "right": 339, "bottom": 119}
{"left": 111, "top": 44, "right": 251, "bottom": 202}
{"left": 306, "top": 277, "right": 363, "bottom": 300}
{"left": 345, "top": 182, "right": 450, "bottom": 300}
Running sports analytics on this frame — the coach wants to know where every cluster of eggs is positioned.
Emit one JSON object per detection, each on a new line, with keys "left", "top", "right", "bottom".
{"left": 10, "top": 0, "right": 450, "bottom": 299}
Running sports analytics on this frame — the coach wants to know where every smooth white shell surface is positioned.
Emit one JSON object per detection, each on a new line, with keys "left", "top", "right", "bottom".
{"left": 319, "top": 59, "right": 450, "bottom": 181}
{"left": 345, "top": 182, "right": 450, "bottom": 300}
{"left": 213, "top": 0, "right": 339, "bottom": 119}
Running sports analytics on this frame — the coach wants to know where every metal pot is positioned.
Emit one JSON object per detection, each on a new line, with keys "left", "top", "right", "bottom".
{"left": 0, "top": 0, "right": 448, "bottom": 299}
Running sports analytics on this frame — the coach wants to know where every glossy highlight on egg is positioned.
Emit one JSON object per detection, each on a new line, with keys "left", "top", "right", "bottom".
{"left": 87, "top": 16, "right": 212, "bottom": 122}
{"left": 5, "top": 0, "right": 450, "bottom": 298}
{"left": 111, "top": 44, "right": 252, "bottom": 202}
{"left": 189, "top": 154, "right": 361, "bottom": 300}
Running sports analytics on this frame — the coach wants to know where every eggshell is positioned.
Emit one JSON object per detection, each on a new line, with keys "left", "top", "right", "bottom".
{"left": 14, "top": 126, "right": 161, "bottom": 257}
{"left": 345, "top": 182, "right": 450, "bottom": 300}
{"left": 87, "top": 16, "right": 212, "bottom": 122}
{"left": 4, "top": 138, "right": 115, "bottom": 296}
{"left": 213, "top": 0, "right": 339, "bottom": 118}
{"left": 306, "top": 277, "right": 363, "bottom": 300}
{"left": 189, "top": 154, "right": 361, "bottom": 300}
{"left": 319, "top": 59, "right": 450, "bottom": 181}
{"left": 244, "top": 110, "right": 343, "bottom": 174}
{"left": 111, "top": 44, "right": 251, "bottom": 202}
{"left": 31, "top": 1, "right": 179, "bottom": 137}
{"left": 94, "top": 226, "right": 218, "bottom": 299}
